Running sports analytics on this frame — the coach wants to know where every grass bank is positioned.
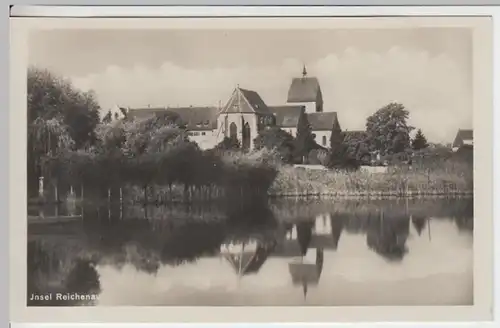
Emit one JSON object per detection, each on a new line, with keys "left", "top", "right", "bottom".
{"left": 269, "top": 163, "right": 473, "bottom": 198}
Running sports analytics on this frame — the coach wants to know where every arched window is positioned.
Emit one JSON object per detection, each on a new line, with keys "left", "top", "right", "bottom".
{"left": 242, "top": 122, "right": 251, "bottom": 151}
{"left": 322, "top": 136, "right": 327, "bottom": 146}
{"left": 229, "top": 122, "right": 237, "bottom": 140}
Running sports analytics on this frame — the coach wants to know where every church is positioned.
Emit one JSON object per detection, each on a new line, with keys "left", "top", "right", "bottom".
{"left": 127, "top": 65, "right": 341, "bottom": 151}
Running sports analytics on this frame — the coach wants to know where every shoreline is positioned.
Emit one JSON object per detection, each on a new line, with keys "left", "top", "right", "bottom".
{"left": 28, "top": 190, "right": 473, "bottom": 206}
{"left": 267, "top": 190, "right": 473, "bottom": 199}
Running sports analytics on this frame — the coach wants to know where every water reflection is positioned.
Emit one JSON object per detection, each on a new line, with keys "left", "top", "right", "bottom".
{"left": 366, "top": 212, "right": 410, "bottom": 262}
{"left": 27, "top": 197, "right": 473, "bottom": 306}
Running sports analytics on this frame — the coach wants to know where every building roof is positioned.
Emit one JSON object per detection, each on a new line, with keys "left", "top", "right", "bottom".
{"left": 127, "top": 106, "right": 218, "bottom": 131}
{"left": 287, "top": 77, "right": 322, "bottom": 103}
{"left": 457, "top": 129, "right": 473, "bottom": 140}
{"left": 306, "top": 112, "right": 338, "bottom": 131}
{"left": 268, "top": 105, "right": 305, "bottom": 128}
{"left": 452, "top": 129, "right": 473, "bottom": 147}
{"left": 288, "top": 249, "right": 324, "bottom": 285}
{"left": 220, "top": 87, "right": 272, "bottom": 115}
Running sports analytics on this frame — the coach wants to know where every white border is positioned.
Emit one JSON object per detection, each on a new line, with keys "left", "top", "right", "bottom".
{"left": 8, "top": 5, "right": 500, "bottom": 17}
{"left": 8, "top": 5, "right": 499, "bottom": 327}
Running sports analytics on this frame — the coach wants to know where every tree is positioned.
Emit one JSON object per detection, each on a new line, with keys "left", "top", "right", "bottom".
{"left": 28, "top": 116, "right": 76, "bottom": 197}
{"left": 65, "top": 259, "right": 101, "bottom": 295}
{"left": 327, "top": 120, "right": 346, "bottom": 165}
{"left": 254, "top": 127, "right": 295, "bottom": 164}
{"left": 412, "top": 129, "right": 429, "bottom": 150}
{"left": 329, "top": 120, "right": 343, "bottom": 152}
{"left": 365, "top": 102, "right": 414, "bottom": 157}
{"left": 214, "top": 136, "right": 240, "bottom": 151}
{"left": 325, "top": 141, "right": 360, "bottom": 171}
{"left": 102, "top": 110, "right": 113, "bottom": 124}
{"left": 28, "top": 67, "right": 101, "bottom": 149}
{"left": 27, "top": 67, "right": 101, "bottom": 196}
{"left": 343, "top": 131, "right": 371, "bottom": 165}
{"left": 294, "top": 115, "right": 316, "bottom": 163}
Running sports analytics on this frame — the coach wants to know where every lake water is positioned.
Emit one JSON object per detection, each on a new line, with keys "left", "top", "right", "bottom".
{"left": 27, "top": 197, "right": 473, "bottom": 306}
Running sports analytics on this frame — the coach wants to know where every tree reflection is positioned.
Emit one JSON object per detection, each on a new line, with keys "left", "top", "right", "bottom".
{"left": 296, "top": 222, "right": 314, "bottom": 256}
{"left": 79, "top": 201, "right": 278, "bottom": 272}
{"left": 366, "top": 212, "right": 410, "bottom": 262}
{"left": 453, "top": 200, "right": 473, "bottom": 232}
{"left": 329, "top": 214, "right": 346, "bottom": 250}
{"left": 411, "top": 215, "right": 428, "bottom": 236}
{"left": 65, "top": 258, "right": 101, "bottom": 295}
{"left": 27, "top": 240, "right": 101, "bottom": 306}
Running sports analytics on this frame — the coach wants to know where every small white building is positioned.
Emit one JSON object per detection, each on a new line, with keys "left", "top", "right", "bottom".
{"left": 452, "top": 129, "right": 473, "bottom": 152}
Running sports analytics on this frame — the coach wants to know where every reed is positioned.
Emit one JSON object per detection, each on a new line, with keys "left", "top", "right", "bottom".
{"left": 269, "top": 161, "right": 472, "bottom": 198}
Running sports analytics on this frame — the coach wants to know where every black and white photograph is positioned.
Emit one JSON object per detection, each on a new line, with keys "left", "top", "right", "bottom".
{"left": 11, "top": 12, "right": 492, "bottom": 321}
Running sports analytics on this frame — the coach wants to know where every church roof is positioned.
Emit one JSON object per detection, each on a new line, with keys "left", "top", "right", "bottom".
{"left": 287, "top": 77, "right": 321, "bottom": 103}
{"left": 220, "top": 87, "right": 272, "bottom": 115}
{"left": 307, "top": 112, "right": 338, "bottom": 131}
{"left": 288, "top": 248, "right": 324, "bottom": 285}
{"left": 127, "top": 106, "right": 218, "bottom": 131}
{"left": 452, "top": 129, "right": 473, "bottom": 148}
{"left": 268, "top": 105, "right": 305, "bottom": 128}
{"left": 288, "top": 262, "right": 322, "bottom": 285}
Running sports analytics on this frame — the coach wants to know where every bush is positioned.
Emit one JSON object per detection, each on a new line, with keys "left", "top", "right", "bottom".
{"left": 307, "top": 149, "right": 328, "bottom": 165}
{"left": 254, "top": 127, "right": 295, "bottom": 164}
{"left": 269, "top": 159, "right": 472, "bottom": 197}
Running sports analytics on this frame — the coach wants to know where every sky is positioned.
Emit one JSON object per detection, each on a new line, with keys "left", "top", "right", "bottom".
{"left": 28, "top": 28, "right": 473, "bottom": 144}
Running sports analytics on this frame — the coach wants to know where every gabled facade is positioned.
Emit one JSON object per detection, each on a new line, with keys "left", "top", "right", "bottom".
{"left": 452, "top": 129, "right": 473, "bottom": 151}
{"left": 215, "top": 87, "right": 274, "bottom": 150}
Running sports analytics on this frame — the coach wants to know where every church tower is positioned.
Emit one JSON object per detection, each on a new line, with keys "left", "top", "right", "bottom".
{"left": 286, "top": 65, "right": 323, "bottom": 113}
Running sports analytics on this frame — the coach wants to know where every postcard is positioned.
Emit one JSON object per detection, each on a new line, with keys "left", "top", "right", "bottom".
{"left": 9, "top": 7, "right": 494, "bottom": 323}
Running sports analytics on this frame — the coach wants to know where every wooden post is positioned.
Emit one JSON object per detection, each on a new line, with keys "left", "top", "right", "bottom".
{"left": 38, "top": 177, "right": 44, "bottom": 198}
{"left": 428, "top": 218, "right": 432, "bottom": 241}
{"left": 405, "top": 196, "right": 409, "bottom": 215}
{"left": 54, "top": 185, "right": 59, "bottom": 203}
{"left": 119, "top": 187, "right": 123, "bottom": 220}
{"left": 108, "top": 188, "right": 111, "bottom": 220}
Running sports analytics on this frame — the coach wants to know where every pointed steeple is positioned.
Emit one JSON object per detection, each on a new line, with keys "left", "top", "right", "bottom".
{"left": 302, "top": 64, "right": 308, "bottom": 78}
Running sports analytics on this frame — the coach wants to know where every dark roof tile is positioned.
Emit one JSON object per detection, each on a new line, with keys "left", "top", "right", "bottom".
{"left": 452, "top": 129, "right": 473, "bottom": 148}
{"left": 221, "top": 87, "right": 272, "bottom": 115}
{"left": 307, "top": 112, "right": 338, "bottom": 131}
{"left": 127, "top": 106, "right": 218, "bottom": 130}
{"left": 268, "top": 105, "right": 304, "bottom": 128}
{"left": 287, "top": 77, "right": 321, "bottom": 103}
